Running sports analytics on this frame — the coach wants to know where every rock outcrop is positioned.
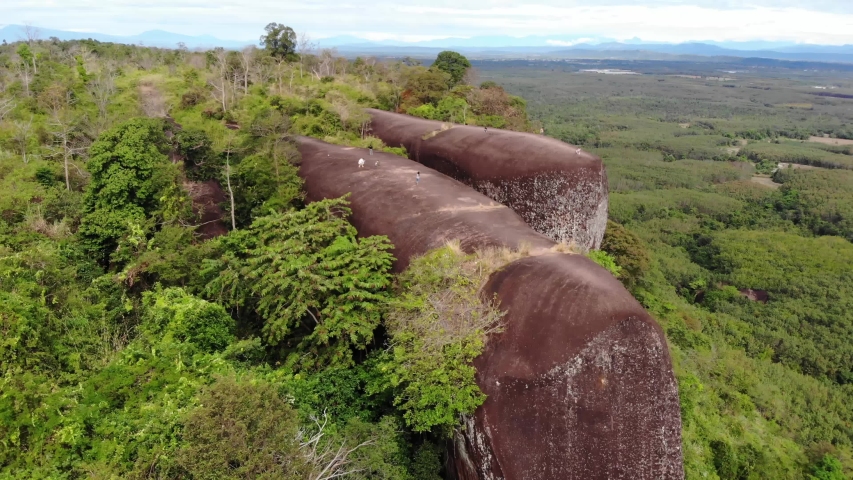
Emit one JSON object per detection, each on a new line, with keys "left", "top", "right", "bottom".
{"left": 297, "top": 137, "right": 683, "bottom": 480}
{"left": 366, "top": 109, "right": 609, "bottom": 250}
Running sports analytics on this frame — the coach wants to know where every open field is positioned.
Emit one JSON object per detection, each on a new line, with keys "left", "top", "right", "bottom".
{"left": 809, "top": 135, "right": 853, "bottom": 145}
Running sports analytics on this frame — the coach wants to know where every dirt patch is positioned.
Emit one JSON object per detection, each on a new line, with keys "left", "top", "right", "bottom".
{"left": 777, "top": 162, "right": 822, "bottom": 171}
{"left": 740, "top": 289, "right": 769, "bottom": 303}
{"left": 808, "top": 135, "right": 853, "bottom": 146}
{"left": 183, "top": 180, "right": 228, "bottom": 239}
{"left": 139, "top": 80, "right": 166, "bottom": 118}
{"left": 751, "top": 176, "right": 781, "bottom": 189}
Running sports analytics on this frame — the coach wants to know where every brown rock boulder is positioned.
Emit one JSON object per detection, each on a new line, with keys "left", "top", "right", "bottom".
{"left": 454, "top": 254, "right": 683, "bottom": 480}
{"left": 296, "top": 137, "right": 683, "bottom": 479}
{"left": 366, "top": 109, "right": 609, "bottom": 250}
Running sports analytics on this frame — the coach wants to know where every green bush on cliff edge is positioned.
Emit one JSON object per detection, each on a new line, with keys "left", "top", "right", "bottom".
{"left": 378, "top": 242, "right": 528, "bottom": 435}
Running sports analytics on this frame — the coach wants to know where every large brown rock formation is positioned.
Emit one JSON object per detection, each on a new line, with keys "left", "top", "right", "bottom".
{"left": 297, "top": 137, "right": 683, "bottom": 480}
{"left": 366, "top": 109, "right": 609, "bottom": 250}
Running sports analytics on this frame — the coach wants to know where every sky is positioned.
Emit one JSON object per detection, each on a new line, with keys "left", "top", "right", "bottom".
{"left": 3, "top": 0, "right": 853, "bottom": 45}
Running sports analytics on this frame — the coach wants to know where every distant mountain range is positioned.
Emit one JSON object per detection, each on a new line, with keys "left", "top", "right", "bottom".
{"left": 0, "top": 24, "right": 253, "bottom": 50}
{"left": 3, "top": 24, "right": 853, "bottom": 63}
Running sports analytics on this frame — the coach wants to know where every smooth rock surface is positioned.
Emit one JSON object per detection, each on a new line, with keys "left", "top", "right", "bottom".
{"left": 366, "top": 109, "right": 609, "bottom": 250}
{"left": 296, "top": 137, "right": 683, "bottom": 480}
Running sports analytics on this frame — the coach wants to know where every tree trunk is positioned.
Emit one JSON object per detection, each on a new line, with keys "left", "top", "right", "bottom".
{"left": 225, "top": 152, "right": 237, "bottom": 231}
{"left": 221, "top": 82, "right": 227, "bottom": 112}
{"left": 63, "top": 134, "right": 70, "bottom": 190}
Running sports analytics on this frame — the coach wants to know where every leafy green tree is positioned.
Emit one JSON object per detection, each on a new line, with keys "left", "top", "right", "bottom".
{"left": 260, "top": 23, "right": 297, "bottom": 60}
{"left": 232, "top": 153, "right": 303, "bottom": 226}
{"left": 436, "top": 96, "right": 469, "bottom": 123}
{"left": 142, "top": 286, "right": 235, "bottom": 352}
{"left": 431, "top": 50, "right": 471, "bottom": 87}
{"left": 178, "top": 376, "right": 306, "bottom": 480}
{"left": 78, "top": 118, "right": 175, "bottom": 264}
{"left": 381, "top": 246, "right": 505, "bottom": 434}
{"left": 206, "top": 197, "right": 394, "bottom": 368}
{"left": 405, "top": 69, "right": 451, "bottom": 107}
{"left": 601, "top": 220, "right": 651, "bottom": 288}
{"left": 174, "top": 128, "right": 221, "bottom": 181}
{"left": 808, "top": 455, "right": 845, "bottom": 480}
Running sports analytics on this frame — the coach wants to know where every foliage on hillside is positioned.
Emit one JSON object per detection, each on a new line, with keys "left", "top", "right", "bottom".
{"left": 3, "top": 26, "right": 853, "bottom": 480}
{"left": 2, "top": 31, "right": 528, "bottom": 478}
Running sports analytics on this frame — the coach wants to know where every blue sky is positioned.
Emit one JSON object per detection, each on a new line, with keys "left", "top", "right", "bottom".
{"left": 3, "top": 1, "right": 853, "bottom": 44}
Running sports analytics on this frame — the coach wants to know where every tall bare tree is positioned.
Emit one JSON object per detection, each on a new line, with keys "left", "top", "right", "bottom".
{"left": 207, "top": 48, "right": 230, "bottom": 112}
{"left": 239, "top": 46, "right": 257, "bottom": 95}
{"left": 23, "top": 23, "right": 40, "bottom": 74}
{"left": 218, "top": 132, "right": 239, "bottom": 230}
{"left": 87, "top": 72, "right": 116, "bottom": 132}
{"left": 12, "top": 115, "right": 35, "bottom": 164}
{"left": 296, "top": 32, "right": 316, "bottom": 79}
{"left": 298, "top": 411, "right": 374, "bottom": 480}
{"left": 0, "top": 97, "right": 15, "bottom": 122}
{"left": 311, "top": 49, "right": 338, "bottom": 79}
{"left": 14, "top": 50, "right": 33, "bottom": 97}
{"left": 49, "top": 110, "right": 89, "bottom": 190}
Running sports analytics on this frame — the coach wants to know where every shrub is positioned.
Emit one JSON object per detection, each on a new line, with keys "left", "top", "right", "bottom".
{"left": 179, "top": 86, "right": 208, "bottom": 108}
{"left": 381, "top": 242, "right": 522, "bottom": 434}
{"left": 205, "top": 197, "right": 394, "bottom": 369}
{"left": 34, "top": 166, "right": 57, "bottom": 187}
{"left": 142, "top": 286, "right": 235, "bottom": 352}
{"left": 178, "top": 376, "right": 305, "bottom": 479}
{"left": 601, "top": 220, "right": 651, "bottom": 287}
{"left": 586, "top": 250, "right": 623, "bottom": 277}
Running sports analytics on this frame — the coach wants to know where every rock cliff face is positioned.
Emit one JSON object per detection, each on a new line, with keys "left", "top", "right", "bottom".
{"left": 366, "top": 109, "right": 609, "bottom": 250}
{"left": 296, "top": 137, "right": 683, "bottom": 480}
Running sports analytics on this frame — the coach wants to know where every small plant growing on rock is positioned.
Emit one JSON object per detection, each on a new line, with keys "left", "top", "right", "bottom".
{"left": 587, "top": 250, "right": 623, "bottom": 277}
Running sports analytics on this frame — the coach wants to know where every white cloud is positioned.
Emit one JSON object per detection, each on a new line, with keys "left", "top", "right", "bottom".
{"left": 2, "top": 1, "right": 853, "bottom": 44}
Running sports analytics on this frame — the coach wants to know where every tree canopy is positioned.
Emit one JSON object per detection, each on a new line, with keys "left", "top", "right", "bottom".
{"left": 260, "top": 22, "right": 297, "bottom": 59}
{"left": 431, "top": 50, "right": 471, "bottom": 87}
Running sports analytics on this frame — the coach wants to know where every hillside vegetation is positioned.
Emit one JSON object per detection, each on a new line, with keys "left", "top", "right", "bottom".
{"left": 0, "top": 27, "right": 534, "bottom": 479}
{"left": 0, "top": 27, "right": 851, "bottom": 480}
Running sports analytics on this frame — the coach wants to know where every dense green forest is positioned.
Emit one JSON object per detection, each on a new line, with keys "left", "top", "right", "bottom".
{"left": 0, "top": 25, "right": 851, "bottom": 480}
{"left": 0, "top": 26, "right": 536, "bottom": 480}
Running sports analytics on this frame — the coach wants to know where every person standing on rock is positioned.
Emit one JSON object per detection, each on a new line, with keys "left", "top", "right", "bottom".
{"left": 416, "top": 172, "right": 420, "bottom": 185}
{"left": 358, "top": 158, "right": 365, "bottom": 168}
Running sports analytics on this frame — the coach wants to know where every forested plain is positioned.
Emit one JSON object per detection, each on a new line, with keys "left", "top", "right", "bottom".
{"left": 482, "top": 59, "right": 853, "bottom": 479}
{"left": 0, "top": 25, "right": 850, "bottom": 480}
